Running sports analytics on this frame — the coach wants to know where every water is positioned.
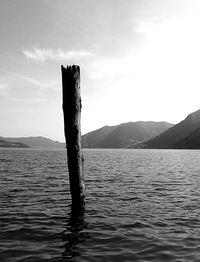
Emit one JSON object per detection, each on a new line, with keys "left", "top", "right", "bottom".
{"left": 1, "top": 149, "right": 200, "bottom": 262}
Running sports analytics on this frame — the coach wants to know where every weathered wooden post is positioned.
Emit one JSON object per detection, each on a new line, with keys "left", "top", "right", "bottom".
{"left": 61, "top": 65, "right": 85, "bottom": 210}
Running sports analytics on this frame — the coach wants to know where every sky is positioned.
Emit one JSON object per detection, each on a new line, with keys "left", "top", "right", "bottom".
{"left": 1, "top": 0, "right": 200, "bottom": 141}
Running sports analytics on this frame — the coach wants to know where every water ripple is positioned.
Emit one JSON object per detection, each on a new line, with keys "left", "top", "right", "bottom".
{"left": 1, "top": 149, "right": 200, "bottom": 261}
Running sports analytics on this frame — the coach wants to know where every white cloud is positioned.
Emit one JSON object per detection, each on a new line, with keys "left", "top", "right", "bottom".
{"left": 23, "top": 48, "right": 94, "bottom": 61}
{"left": 20, "top": 75, "right": 47, "bottom": 88}
{"left": 83, "top": 2, "right": 200, "bottom": 128}
{"left": 0, "top": 68, "right": 48, "bottom": 88}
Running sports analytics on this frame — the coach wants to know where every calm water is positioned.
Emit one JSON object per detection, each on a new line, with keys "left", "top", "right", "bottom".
{"left": 1, "top": 149, "right": 200, "bottom": 262}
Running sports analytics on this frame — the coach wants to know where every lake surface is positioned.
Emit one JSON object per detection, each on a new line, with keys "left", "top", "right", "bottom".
{"left": 1, "top": 149, "right": 200, "bottom": 262}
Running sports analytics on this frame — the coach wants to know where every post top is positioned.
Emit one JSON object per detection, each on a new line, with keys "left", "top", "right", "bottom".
{"left": 61, "top": 65, "right": 80, "bottom": 72}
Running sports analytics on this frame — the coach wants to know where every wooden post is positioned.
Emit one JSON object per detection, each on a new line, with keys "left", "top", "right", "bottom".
{"left": 61, "top": 65, "right": 85, "bottom": 210}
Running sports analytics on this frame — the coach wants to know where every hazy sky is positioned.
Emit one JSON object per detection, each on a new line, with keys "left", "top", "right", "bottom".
{"left": 1, "top": 0, "right": 200, "bottom": 141}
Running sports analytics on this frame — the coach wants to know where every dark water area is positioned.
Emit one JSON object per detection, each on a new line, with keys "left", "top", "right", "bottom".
{"left": 1, "top": 149, "right": 200, "bottom": 262}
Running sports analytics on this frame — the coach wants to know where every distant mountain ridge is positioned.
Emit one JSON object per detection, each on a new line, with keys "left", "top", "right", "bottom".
{"left": 82, "top": 121, "right": 173, "bottom": 148}
{"left": 3, "top": 109, "right": 200, "bottom": 149}
{"left": 82, "top": 125, "right": 118, "bottom": 148}
{"left": 144, "top": 109, "right": 200, "bottom": 149}
{"left": 0, "top": 139, "right": 30, "bottom": 148}
{"left": 0, "top": 136, "right": 65, "bottom": 149}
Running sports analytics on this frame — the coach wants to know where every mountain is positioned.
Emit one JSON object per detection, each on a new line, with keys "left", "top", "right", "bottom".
{"left": 174, "top": 126, "right": 200, "bottom": 149}
{"left": 82, "top": 125, "right": 118, "bottom": 148}
{"left": 0, "top": 139, "right": 30, "bottom": 148}
{"left": 82, "top": 121, "right": 173, "bottom": 148}
{"left": 0, "top": 136, "right": 65, "bottom": 149}
{"left": 144, "top": 109, "right": 200, "bottom": 149}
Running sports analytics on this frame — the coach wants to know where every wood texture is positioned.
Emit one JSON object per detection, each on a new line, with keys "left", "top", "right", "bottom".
{"left": 61, "top": 65, "right": 85, "bottom": 209}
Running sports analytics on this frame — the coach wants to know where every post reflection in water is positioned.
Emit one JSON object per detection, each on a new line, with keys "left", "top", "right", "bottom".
{"left": 60, "top": 206, "right": 88, "bottom": 261}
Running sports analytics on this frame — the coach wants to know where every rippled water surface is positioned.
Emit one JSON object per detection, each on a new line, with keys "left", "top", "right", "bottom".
{"left": 1, "top": 149, "right": 200, "bottom": 261}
